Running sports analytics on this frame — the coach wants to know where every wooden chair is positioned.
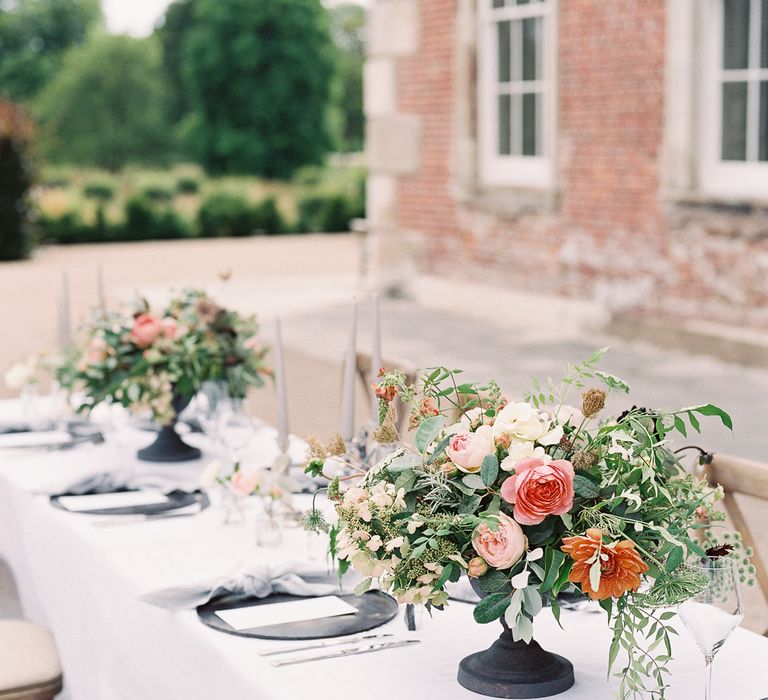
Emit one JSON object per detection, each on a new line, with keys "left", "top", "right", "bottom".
{"left": 355, "top": 351, "right": 416, "bottom": 435}
{"left": 0, "top": 620, "right": 63, "bottom": 699}
{"left": 704, "top": 452, "right": 768, "bottom": 634}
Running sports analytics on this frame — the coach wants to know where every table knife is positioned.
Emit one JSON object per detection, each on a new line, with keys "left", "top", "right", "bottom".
{"left": 271, "top": 639, "right": 420, "bottom": 667}
{"left": 258, "top": 633, "right": 394, "bottom": 657}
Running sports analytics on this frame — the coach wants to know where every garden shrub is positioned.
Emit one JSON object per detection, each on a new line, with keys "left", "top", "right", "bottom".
{"left": 141, "top": 185, "right": 174, "bottom": 202}
{"left": 83, "top": 181, "right": 115, "bottom": 201}
{"left": 0, "top": 101, "right": 33, "bottom": 260}
{"left": 37, "top": 211, "right": 96, "bottom": 244}
{"left": 197, "top": 191, "right": 253, "bottom": 237}
{"left": 297, "top": 192, "right": 357, "bottom": 233}
{"left": 123, "top": 196, "right": 188, "bottom": 240}
{"left": 251, "top": 197, "right": 286, "bottom": 235}
{"left": 176, "top": 176, "right": 200, "bottom": 194}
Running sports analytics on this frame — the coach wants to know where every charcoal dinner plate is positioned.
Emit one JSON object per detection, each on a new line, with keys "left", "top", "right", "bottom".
{"left": 49, "top": 489, "right": 208, "bottom": 516}
{"left": 197, "top": 590, "right": 399, "bottom": 640}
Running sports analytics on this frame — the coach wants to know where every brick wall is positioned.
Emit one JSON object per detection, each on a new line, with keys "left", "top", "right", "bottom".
{"left": 390, "top": 0, "right": 768, "bottom": 330}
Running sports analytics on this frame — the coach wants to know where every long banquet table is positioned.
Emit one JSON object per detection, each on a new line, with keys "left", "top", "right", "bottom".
{"left": 0, "top": 409, "right": 767, "bottom": 699}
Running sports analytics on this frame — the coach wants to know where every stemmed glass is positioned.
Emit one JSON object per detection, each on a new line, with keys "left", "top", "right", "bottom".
{"left": 217, "top": 398, "right": 255, "bottom": 464}
{"left": 678, "top": 558, "right": 744, "bottom": 700}
{"left": 196, "top": 381, "right": 228, "bottom": 450}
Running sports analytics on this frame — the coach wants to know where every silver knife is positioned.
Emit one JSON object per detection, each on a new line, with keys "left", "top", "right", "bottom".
{"left": 271, "top": 639, "right": 421, "bottom": 667}
{"left": 259, "top": 633, "right": 394, "bottom": 657}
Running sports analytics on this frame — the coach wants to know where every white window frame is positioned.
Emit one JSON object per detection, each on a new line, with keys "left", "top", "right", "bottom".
{"left": 477, "top": 0, "right": 556, "bottom": 189}
{"left": 699, "top": 0, "right": 768, "bottom": 199}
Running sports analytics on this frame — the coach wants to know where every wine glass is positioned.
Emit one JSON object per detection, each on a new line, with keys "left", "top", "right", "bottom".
{"left": 678, "top": 558, "right": 744, "bottom": 700}
{"left": 196, "top": 381, "right": 228, "bottom": 448}
{"left": 218, "top": 398, "right": 255, "bottom": 464}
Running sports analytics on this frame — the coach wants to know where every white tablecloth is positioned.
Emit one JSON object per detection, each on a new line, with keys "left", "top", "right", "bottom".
{"left": 0, "top": 415, "right": 767, "bottom": 699}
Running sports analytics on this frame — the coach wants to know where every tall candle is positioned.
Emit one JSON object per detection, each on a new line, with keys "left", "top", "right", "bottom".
{"left": 58, "top": 270, "right": 71, "bottom": 352}
{"left": 96, "top": 263, "right": 106, "bottom": 312}
{"left": 339, "top": 302, "right": 358, "bottom": 443}
{"left": 274, "top": 318, "right": 289, "bottom": 453}
{"left": 370, "top": 292, "right": 382, "bottom": 421}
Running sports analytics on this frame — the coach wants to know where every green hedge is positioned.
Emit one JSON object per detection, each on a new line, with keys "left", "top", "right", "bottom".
{"left": 37, "top": 185, "right": 364, "bottom": 243}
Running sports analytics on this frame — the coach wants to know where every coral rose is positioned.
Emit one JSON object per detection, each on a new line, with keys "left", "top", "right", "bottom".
{"left": 561, "top": 528, "right": 649, "bottom": 600}
{"left": 500, "top": 457, "right": 575, "bottom": 525}
{"left": 471, "top": 513, "right": 527, "bottom": 570}
{"left": 130, "top": 314, "right": 163, "bottom": 348}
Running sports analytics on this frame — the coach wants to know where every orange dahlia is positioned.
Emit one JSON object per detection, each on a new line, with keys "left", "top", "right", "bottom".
{"left": 561, "top": 528, "right": 649, "bottom": 600}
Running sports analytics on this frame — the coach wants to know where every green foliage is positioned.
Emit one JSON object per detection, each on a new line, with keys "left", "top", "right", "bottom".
{"left": 83, "top": 181, "right": 114, "bottom": 201}
{"left": 177, "top": 0, "right": 335, "bottom": 177}
{"left": 175, "top": 175, "right": 199, "bottom": 194}
{"left": 123, "top": 196, "right": 188, "bottom": 240}
{"left": 0, "top": 0, "right": 101, "bottom": 102}
{"left": 251, "top": 196, "right": 286, "bottom": 235}
{"left": 35, "top": 35, "right": 173, "bottom": 170}
{"left": 297, "top": 191, "right": 361, "bottom": 232}
{"left": 198, "top": 191, "right": 254, "bottom": 237}
{"left": 141, "top": 185, "right": 174, "bottom": 202}
{"left": 156, "top": 0, "right": 195, "bottom": 124}
{"left": 0, "top": 103, "right": 33, "bottom": 260}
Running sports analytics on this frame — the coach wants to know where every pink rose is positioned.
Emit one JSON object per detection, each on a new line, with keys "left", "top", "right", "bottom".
{"left": 243, "top": 336, "right": 261, "bottom": 352}
{"left": 160, "top": 317, "right": 179, "bottom": 339}
{"left": 231, "top": 469, "right": 261, "bottom": 496}
{"left": 472, "top": 512, "right": 527, "bottom": 570}
{"left": 85, "top": 336, "right": 108, "bottom": 364}
{"left": 130, "top": 314, "right": 163, "bottom": 348}
{"left": 446, "top": 425, "right": 495, "bottom": 473}
{"left": 500, "top": 457, "right": 575, "bottom": 526}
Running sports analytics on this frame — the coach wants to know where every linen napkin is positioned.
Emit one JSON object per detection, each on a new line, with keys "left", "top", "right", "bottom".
{"left": 139, "top": 562, "right": 340, "bottom": 611}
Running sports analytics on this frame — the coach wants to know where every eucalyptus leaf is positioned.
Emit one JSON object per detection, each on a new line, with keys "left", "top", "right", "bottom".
{"left": 415, "top": 415, "right": 446, "bottom": 453}
{"left": 573, "top": 474, "right": 600, "bottom": 499}
{"left": 462, "top": 473, "right": 486, "bottom": 491}
{"left": 473, "top": 591, "right": 511, "bottom": 624}
{"left": 481, "top": 454, "right": 499, "bottom": 486}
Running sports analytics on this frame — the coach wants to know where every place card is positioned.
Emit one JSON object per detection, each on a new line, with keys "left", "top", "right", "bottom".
{"left": 57, "top": 490, "right": 169, "bottom": 512}
{"left": 216, "top": 596, "right": 358, "bottom": 631}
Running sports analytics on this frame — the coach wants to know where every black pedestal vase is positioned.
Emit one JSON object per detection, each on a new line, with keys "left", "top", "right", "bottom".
{"left": 457, "top": 579, "right": 574, "bottom": 698}
{"left": 137, "top": 393, "right": 201, "bottom": 463}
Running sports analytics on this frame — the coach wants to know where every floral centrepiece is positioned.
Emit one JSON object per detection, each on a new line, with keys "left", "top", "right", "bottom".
{"left": 69, "top": 289, "right": 269, "bottom": 425}
{"left": 305, "top": 350, "right": 748, "bottom": 699}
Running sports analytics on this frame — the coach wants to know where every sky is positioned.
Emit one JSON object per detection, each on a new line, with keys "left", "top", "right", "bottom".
{"left": 102, "top": 0, "right": 366, "bottom": 37}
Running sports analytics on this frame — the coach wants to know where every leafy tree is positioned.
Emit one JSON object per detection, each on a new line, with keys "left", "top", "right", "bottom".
{"left": 35, "top": 35, "right": 172, "bottom": 171}
{"left": 156, "top": 0, "right": 195, "bottom": 124}
{"left": 0, "top": 0, "right": 101, "bottom": 102}
{"left": 177, "top": 0, "right": 335, "bottom": 177}
{"left": 329, "top": 3, "right": 365, "bottom": 152}
{"left": 0, "top": 101, "right": 33, "bottom": 260}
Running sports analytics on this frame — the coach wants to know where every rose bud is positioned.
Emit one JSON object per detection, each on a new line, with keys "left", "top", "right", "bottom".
{"left": 467, "top": 557, "right": 489, "bottom": 578}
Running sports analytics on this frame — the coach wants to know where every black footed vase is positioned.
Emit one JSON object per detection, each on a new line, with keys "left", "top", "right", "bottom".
{"left": 137, "top": 393, "right": 201, "bottom": 463}
{"left": 457, "top": 578, "right": 574, "bottom": 698}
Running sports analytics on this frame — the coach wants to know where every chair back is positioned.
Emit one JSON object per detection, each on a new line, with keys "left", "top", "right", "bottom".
{"left": 705, "top": 452, "right": 768, "bottom": 633}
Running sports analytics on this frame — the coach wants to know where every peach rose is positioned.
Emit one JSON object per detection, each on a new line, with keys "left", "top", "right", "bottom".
{"left": 85, "top": 336, "right": 108, "bottom": 364}
{"left": 160, "top": 317, "right": 180, "bottom": 340}
{"left": 500, "top": 457, "right": 575, "bottom": 526}
{"left": 446, "top": 425, "right": 495, "bottom": 474}
{"left": 231, "top": 469, "right": 261, "bottom": 496}
{"left": 130, "top": 314, "right": 163, "bottom": 348}
{"left": 472, "top": 513, "right": 527, "bottom": 570}
{"left": 467, "top": 556, "right": 489, "bottom": 578}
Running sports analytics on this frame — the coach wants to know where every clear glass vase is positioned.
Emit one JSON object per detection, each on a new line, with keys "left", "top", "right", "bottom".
{"left": 220, "top": 489, "right": 246, "bottom": 526}
{"left": 255, "top": 511, "right": 283, "bottom": 547}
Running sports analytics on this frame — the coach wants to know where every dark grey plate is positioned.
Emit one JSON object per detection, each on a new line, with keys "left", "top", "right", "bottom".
{"left": 49, "top": 489, "right": 208, "bottom": 516}
{"left": 197, "top": 590, "right": 399, "bottom": 640}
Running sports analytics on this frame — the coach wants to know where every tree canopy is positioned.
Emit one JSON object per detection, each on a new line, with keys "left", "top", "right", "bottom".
{"left": 173, "top": 0, "right": 336, "bottom": 177}
{"left": 35, "top": 35, "right": 172, "bottom": 170}
{"left": 0, "top": 0, "right": 101, "bottom": 102}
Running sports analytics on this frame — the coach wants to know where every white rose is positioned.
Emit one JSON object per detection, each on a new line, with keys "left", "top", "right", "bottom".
{"left": 493, "top": 402, "right": 563, "bottom": 446}
{"left": 4, "top": 362, "right": 33, "bottom": 391}
{"left": 500, "top": 442, "right": 547, "bottom": 471}
{"left": 200, "top": 460, "right": 223, "bottom": 488}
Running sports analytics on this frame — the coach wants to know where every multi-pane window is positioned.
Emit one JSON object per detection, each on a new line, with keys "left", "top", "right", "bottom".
{"left": 478, "top": 0, "right": 553, "bottom": 187}
{"left": 720, "top": 0, "right": 768, "bottom": 162}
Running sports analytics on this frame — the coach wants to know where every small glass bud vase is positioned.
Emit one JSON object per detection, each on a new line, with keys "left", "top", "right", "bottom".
{"left": 220, "top": 489, "right": 246, "bottom": 526}
{"left": 255, "top": 511, "right": 282, "bottom": 547}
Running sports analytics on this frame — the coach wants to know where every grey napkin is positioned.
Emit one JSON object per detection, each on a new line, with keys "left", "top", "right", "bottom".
{"left": 139, "top": 563, "right": 339, "bottom": 611}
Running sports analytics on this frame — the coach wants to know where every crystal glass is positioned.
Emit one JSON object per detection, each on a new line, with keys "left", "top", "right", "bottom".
{"left": 196, "top": 381, "right": 228, "bottom": 448}
{"left": 218, "top": 398, "right": 255, "bottom": 463}
{"left": 678, "top": 558, "right": 744, "bottom": 700}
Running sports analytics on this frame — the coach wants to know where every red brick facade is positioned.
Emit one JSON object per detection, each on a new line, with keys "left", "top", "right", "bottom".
{"left": 390, "top": 0, "right": 768, "bottom": 330}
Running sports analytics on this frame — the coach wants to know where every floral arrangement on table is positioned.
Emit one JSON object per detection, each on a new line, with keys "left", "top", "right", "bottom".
{"left": 304, "top": 350, "right": 751, "bottom": 699}
{"left": 69, "top": 289, "right": 270, "bottom": 425}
